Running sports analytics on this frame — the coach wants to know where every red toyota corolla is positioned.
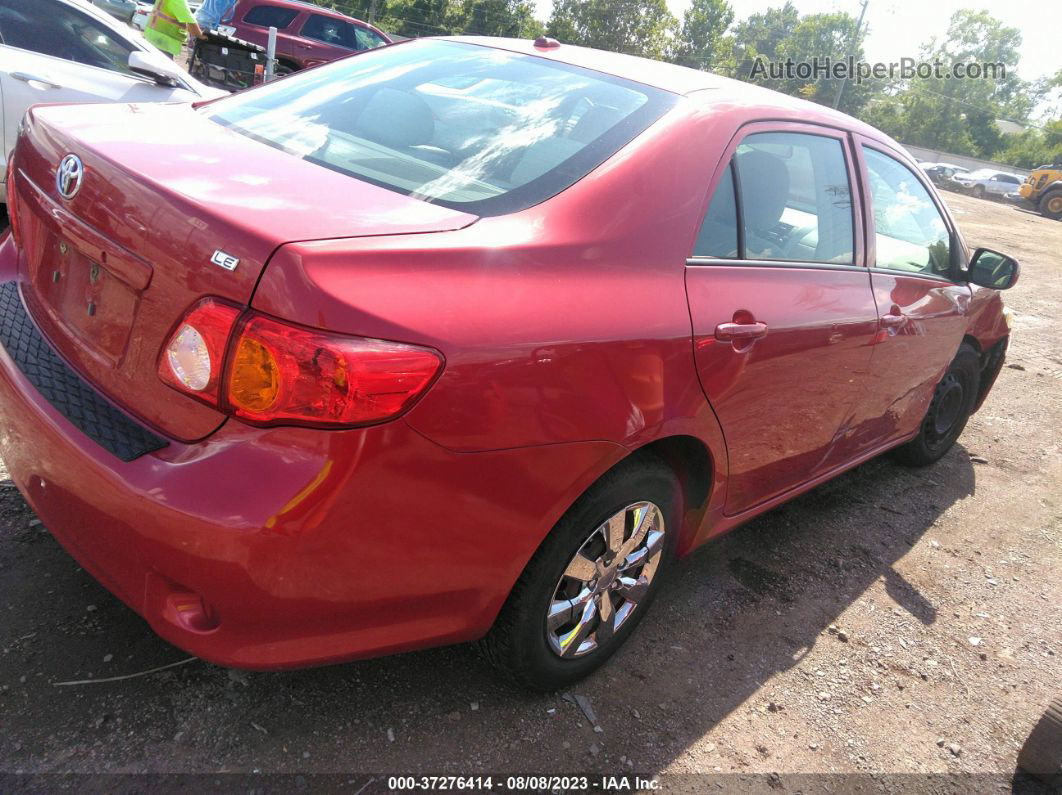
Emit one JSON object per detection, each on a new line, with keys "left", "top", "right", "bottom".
{"left": 0, "top": 37, "right": 1017, "bottom": 690}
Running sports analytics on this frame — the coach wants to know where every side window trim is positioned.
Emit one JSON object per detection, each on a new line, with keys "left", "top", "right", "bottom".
{"left": 730, "top": 153, "right": 746, "bottom": 260}
{"left": 687, "top": 120, "right": 865, "bottom": 269}
{"left": 855, "top": 138, "right": 964, "bottom": 284}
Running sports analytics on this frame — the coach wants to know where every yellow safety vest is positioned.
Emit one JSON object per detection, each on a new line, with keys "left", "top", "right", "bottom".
{"left": 145, "top": 0, "right": 196, "bottom": 56}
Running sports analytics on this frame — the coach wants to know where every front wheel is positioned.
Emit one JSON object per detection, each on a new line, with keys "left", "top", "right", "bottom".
{"left": 973, "top": 184, "right": 986, "bottom": 199}
{"left": 477, "top": 461, "right": 679, "bottom": 691}
{"left": 893, "top": 344, "right": 981, "bottom": 467}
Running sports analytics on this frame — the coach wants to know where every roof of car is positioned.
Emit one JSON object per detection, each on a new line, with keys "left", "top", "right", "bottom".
{"left": 449, "top": 36, "right": 895, "bottom": 144}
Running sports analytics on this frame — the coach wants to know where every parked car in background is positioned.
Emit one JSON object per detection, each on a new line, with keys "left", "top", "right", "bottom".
{"left": 0, "top": 0, "right": 221, "bottom": 201}
{"left": 921, "top": 162, "right": 967, "bottom": 189}
{"left": 131, "top": 1, "right": 151, "bottom": 30}
{"left": 225, "top": 0, "right": 390, "bottom": 72}
{"left": 951, "top": 168, "right": 1024, "bottom": 199}
{"left": 89, "top": 0, "right": 137, "bottom": 23}
{"left": 0, "top": 37, "right": 1017, "bottom": 690}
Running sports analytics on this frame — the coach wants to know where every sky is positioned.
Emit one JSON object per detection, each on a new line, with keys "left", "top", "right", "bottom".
{"left": 532, "top": 0, "right": 1061, "bottom": 82}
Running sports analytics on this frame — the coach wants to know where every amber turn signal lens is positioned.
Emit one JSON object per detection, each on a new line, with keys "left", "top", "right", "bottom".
{"left": 229, "top": 336, "right": 279, "bottom": 412}
{"left": 225, "top": 314, "right": 443, "bottom": 427}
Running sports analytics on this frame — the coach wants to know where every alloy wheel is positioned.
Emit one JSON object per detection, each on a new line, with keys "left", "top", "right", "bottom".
{"left": 546, "top": 501, "right": 666, "bottom": 659}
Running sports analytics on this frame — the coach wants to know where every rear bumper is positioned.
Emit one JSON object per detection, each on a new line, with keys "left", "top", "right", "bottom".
{"left": 0, "top": 257, "right": 622, "bottom": 668}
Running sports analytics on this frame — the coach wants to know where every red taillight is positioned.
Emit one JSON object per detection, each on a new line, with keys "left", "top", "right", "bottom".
{"left": 157, "top": 299, "right": 241, "bottom": 406}
{"left": 159, "top": 300, "right": 443, "bottom": 428}
{"left": 225, "top": 314, "right": 443, "bottom": 427}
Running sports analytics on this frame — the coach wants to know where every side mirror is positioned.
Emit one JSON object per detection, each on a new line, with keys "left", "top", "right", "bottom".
{"left": 128, "top": 51, "right": 181, "bottom": 88}
{"left": 968, "top": 247, "right": 1020, "bottom": 290}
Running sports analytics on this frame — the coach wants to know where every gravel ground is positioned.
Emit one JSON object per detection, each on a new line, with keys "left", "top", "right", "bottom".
{"left": 0, "top": 193, "right": 1059, "bottom": 789}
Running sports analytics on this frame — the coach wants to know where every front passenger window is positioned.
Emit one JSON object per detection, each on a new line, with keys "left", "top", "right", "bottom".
{"left": 863, "top": 147, "right": 952, "bottom": 277}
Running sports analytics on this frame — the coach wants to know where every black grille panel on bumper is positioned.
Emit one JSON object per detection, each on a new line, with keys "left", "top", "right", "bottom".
{"left": 0, "top": 281, "right": 168, "bottom": 461}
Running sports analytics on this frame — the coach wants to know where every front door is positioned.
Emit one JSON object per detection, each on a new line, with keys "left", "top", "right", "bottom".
{"left": 685, "top": 123, "right": 879, "bottom": 515}
{"left": 853, "top": 139, "right": 972, "bottom": 447}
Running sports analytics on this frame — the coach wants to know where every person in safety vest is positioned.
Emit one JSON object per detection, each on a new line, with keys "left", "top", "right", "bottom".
{"left": 144, "top": 0, "right": 204, "bottom": 59}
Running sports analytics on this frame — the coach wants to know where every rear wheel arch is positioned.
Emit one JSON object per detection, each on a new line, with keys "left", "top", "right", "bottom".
{"left": 545, "top": 434, "right": 715, "bottom": 563}
{"left": 627, "top": 435, "right": 713, "bottom": 515}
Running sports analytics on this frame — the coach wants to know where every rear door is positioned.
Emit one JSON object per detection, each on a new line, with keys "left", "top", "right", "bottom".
{"left": 685, "top": 122, "right": 879, "bottom": 515}
{"left": 853, "top": 137, "right": 972, "bottom": 446}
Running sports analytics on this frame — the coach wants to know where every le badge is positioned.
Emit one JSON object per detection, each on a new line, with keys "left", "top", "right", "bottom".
{"left": 211, "top": 250, "right": 239, "bottom": 271}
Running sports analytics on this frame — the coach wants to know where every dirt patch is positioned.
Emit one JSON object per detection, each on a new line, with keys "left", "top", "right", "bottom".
{"left": 0, "top": 193, "right": 1059, "bottom": 786}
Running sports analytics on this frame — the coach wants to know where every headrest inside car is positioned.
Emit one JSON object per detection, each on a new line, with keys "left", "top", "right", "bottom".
{"left": 737, "top": 149, "right": 790, "bottom": 233}
{"left": 355, "top": 89, "right": 434, "bottom": 149}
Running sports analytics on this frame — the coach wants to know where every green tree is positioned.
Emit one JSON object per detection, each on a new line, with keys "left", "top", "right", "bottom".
{"left": 882, "top": 11, "right": 1025, "bottom": 157}
{"left": 724, "top": 4, "right": 878, "bottom": 115}
{"left": 730, "top": 1, "right": 799, "bottom": 81}
{"left": 460, "top": 0, "right": 543, "bottom": 37}
{"left": 997, "top": 120, "right": 1062, "bottom": 169}
{"left": 670, "top": 0, "right": 734, "bottom": 72}
{"left": 775, "top": 11, "right": 872, "bottom": 114}
{"left": 547, "top": 0, "right": 677, "bottom": 61}
{"left": 378, "top": 0, "right": 461, "bottom": 38}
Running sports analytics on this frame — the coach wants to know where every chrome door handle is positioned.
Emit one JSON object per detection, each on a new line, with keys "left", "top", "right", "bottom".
{"left": 11, "top": 72, "right": 61, "bottom": 89}
{"left": 879, "top": 313, "right": 907, "bottom": 329}
{"left": 715, "top": 321, "right": 768, "bottom": 341}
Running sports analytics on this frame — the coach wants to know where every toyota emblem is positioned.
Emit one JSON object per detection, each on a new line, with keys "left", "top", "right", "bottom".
{"left": 56, "top": 154, "right": 83, "bottom": 200}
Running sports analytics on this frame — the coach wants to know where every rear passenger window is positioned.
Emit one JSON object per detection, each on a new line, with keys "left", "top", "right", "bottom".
{"left": 243, "top": 6, "right": 299, "bottom": 29}
{"left": 692, "top": 132, "right": 854, "bottom": 263}
{"left": 862, "top": 147, "right": 952, "bottom": 278}
{"left": 693, "top": 164, "right": 738, "bottom": 257}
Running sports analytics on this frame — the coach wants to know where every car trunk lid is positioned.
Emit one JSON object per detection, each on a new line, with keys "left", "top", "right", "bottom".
{"left": 10, "top": 102, "right": 476, "bottom": 442}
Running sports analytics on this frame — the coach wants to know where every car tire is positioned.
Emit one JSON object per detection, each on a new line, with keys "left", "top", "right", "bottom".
{"left": 477, "top": 459, "right": 680, "bottom": 691}
{"left": 972, "top": 185, "right": 986, "bottom": 199}
{"left": 1039, "top": 190, "right": 1062, "bottom": 220}
{"left": 1017, "top": 697, "right": 1062, "bottom": 785}
{"left": 893, "top": 343, "right": 981, "bottom": 467}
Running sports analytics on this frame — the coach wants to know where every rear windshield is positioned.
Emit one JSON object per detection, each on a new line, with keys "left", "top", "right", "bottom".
{"left": 205, "top": 40, "right": 676, "bottom": 215}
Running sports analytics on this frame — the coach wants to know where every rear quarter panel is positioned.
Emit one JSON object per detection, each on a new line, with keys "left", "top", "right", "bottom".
{"left": 252, "top": 102, "right": 731, "bottom": 457}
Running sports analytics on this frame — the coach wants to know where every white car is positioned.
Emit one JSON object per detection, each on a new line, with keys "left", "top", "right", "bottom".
{"left": 950, "top": 168, "right": 1024, "bottom": 199}
{"left": 132, "top": 1, "right": 151, "bottom": 30}
{"left": 1, "top": 0, "right": 221, "bottom": 201}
